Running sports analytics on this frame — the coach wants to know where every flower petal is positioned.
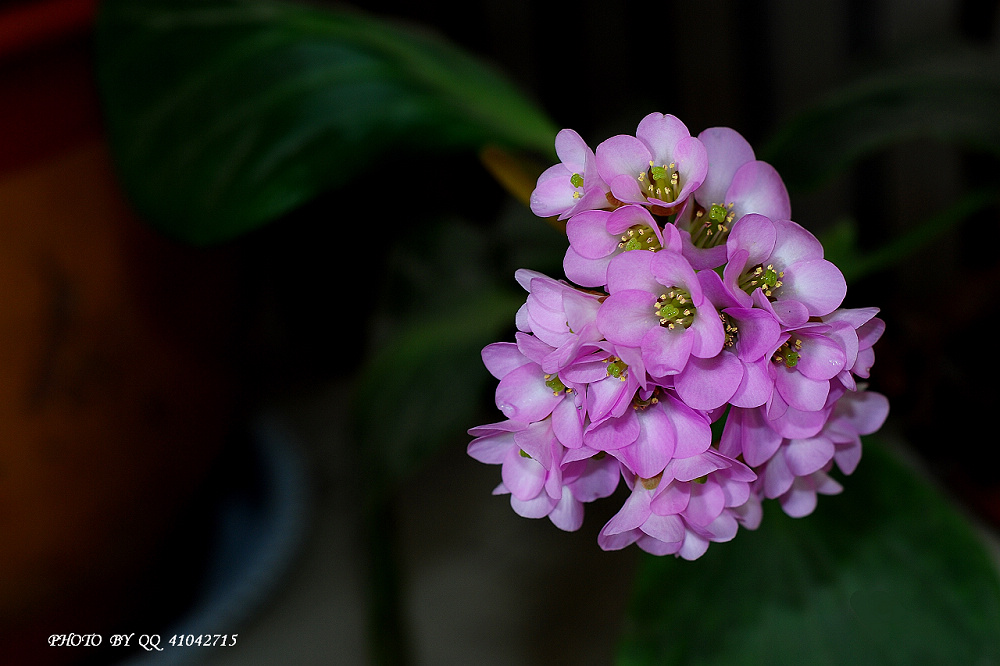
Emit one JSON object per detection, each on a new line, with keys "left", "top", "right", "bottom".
{"left": 784, "top": 436, "right": 835, "bottom": 476}
{"left": 641, "top": 512, "right": 686, "bottom": 544}
{"left": 566, "top": 209, "right": 617, "bottom": 259}
{"left": 650, "top": 250, "right": 703, "bottom": 303}
{"left": 636, "top": 112, "right": 692, "bottom": 163}
{"left": 779, "top": 258, "right": 847, "bottom": 316}
{"left": 641, "top": 325, "right": 694, "bottom": 376}
{"left": 596, "top": 134, "right": 651, "bottom": 203}
{"left": 774, "top": 365, "right": 831, "bottom": 412}
{"left": 663, "top": 394, "right": 713, "bottom": 459}
{"left": 727, "top": 160, "right": 791, "bottom": 221}
{"left": 729, "top": 357, "right": 774, "bottom": 408}
{"left": 563, "top": 246, "right": 612, "bottom": 288}
{"left": 585, "top": 409, "right": 641, "bottom": 452}
{"left": 502, "top": 446, "right": 546, "bottom": 501}
{"left": 675, "top": 351, "right": 743, "bottom": 410}
{"left": 597, "top": 289, "right": 658, "bottom": 347}
{"left": 615, "top": 402, "right": 677, "bottom": 478}
{"left": 511, "top": 490, "right": 559, "bottom": 519}
{"left": 601, "top": 483, "right": 652, "bottom": 535}
{"left": 495, "top": 363, "right": 562, "bottom": 423}
{"left": 547, "top": 485, "right": 584, "bottom": 531}
{"left": 606, "top": 248, "right": 660, "bottom": 295}
{"left": 482, "top": 342, "right": 529, "bottom": 380}
{"left": 728, "top": 213, "right": 776, "bottom": 267}
{"left": 685, "top": 480, "right": 726, "bottom": 527}
{"left": 696, "top": 126, "right": 755, "bottom": 206}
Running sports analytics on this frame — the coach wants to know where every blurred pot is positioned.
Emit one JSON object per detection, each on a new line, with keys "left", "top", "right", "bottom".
{"left": 0, "top": 5, "right": 241, "bottom": 663}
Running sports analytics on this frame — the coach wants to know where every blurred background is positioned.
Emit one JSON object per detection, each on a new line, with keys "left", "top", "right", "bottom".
{"left": 0, "top": 0, "right": 999, "bottom": 664}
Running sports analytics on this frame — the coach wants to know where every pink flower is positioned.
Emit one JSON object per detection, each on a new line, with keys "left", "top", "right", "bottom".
{"left": 584, "top": 387, "right": 712, "bottom": 479}
{"left": 597, "top": 249, "right": 729, "bottom": 382}
{"left": 595, "top": 113, "right": 708, "bottom": 213}
{"left": 470, "top": 111, "right": 889, "bottom": 560}
{"left": 563, "top": 205, "right": 682, "bottom": 289}
{"left": 529, "top": 129, "right": 610, "bottom": 220}
{"left": 468, "top": 418, "right": 619, "bottom": 531}
{"left": 513, "top": 269, "right": 603, "bottom": 372}
{"left": 598, "top": 450, "right": 756, "bottom": 559}
{"left": 677, "top": 127, "right": 791, "bottom": 269}
{"left": 723, "top": 213, "right": 847, "bottom": 317}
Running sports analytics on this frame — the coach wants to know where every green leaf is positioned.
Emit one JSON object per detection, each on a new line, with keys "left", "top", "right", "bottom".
{"left": 822, "top": 187, "right": 998, "bottom": 283}
{"left": 351, "top": 287, "right": 522, "bottom": 485}
{"left": 760, "top": 50, "right": 1000, "bottom": 191}
{"left": 617, "top": 439, "right": 1000, "bottom": 665}
{"left": 95, "top": 0, "right": 558, "bottom": 245}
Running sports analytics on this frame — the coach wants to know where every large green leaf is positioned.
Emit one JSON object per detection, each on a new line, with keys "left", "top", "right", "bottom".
{"left": 95, "top": 0, "right": 558, "bottom": 244}
{"left": 760, "top": 50, "right": 1000, "bottom": 191}
{"left": 617, "top": 439, "right": 1000, "bottom": 665}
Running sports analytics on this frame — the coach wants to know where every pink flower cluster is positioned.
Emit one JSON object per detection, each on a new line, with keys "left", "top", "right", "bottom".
{"left": 468, "top": 113, "right": 889, "bottom": 559}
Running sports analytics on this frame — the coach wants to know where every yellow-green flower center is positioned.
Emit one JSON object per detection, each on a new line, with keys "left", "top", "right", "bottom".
{"left": 631, "top": 387, "right": 662, "bottom": 412}
{"left": 640, "top": 471, "right": 664, "bottom": 490}
{"left": 605, "top": 357, "right": 629, "bottom": 381}
{"left": 739, "top": 263, "right": 784, "bottom": 298}
{"left": 544, "top": 373, "right": 571, "bottom": 395}
{"left": 638, "top": 160, "right": 680, "bottom": 203}
{"left": 655, "top": 288, "right": 695, "bottom": 329}
{"left": 618, "top": 224, "right": 663, "bottom": 252}
{"left": 690, "top": 202, "right": 736, "bottom": 249}
{"left": 772, "top": 338, "right": 802, "bottom": 368}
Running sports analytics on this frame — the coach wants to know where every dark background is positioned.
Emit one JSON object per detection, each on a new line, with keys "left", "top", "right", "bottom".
{"left": 1, "top": 1, "right": 999, "bottom": 665}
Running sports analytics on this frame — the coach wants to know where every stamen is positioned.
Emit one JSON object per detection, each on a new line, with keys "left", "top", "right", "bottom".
{"left": 690, "top": 202, "right": 733, "bottom": 249}
{"left": 617, "top": 224, "right": 663, "bottom": 252}
{"left": 544, "top": 373, "right": 569, "bottom": 395}
{"left": 632, "top": 393, "right": 660, "bottom": 411}
{"left": 639, "top": 161, "right": 681, "bottom": 204}
{"left": 740, "top": 262, "right": 784, "bottom": 298}
{"left": 604, "top": 357, "right": 629, "bottom": 381}
{"left": 721, "top": 313, "right": 739, "bottom": 348}
{"left": 772, "top": 341, "right": 801, "bottom": 368}
{"left": 655, "top": 288, "right": 695, "bottom": 329}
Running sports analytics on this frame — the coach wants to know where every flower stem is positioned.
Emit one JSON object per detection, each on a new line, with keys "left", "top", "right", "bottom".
{"left": 363, "top": 488, "right": 410, "bottom": 665}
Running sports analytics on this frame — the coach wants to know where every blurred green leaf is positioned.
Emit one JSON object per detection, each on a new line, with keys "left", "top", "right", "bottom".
{"left": 345, "top": 198, "right": 567, "bottom": 486}
{"left": 817, "top": 217, "right": 859, "bottom": 276}
{"left": 617, "top": 439, "right": 1000, "bottom": 665}
{"left": 351, "top": 286, "right": 522, "bottom": 484}
{"left": 823, "top": 187, "right": 998, "bottom": 283}
{"left": 95, "top": 0, "right": 558, "bottom": 245}
{"left": 760, "top": 51, "right": 1000, "bottom": 191}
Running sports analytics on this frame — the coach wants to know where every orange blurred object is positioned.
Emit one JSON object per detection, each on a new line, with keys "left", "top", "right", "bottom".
{"left": 0, "top": 3, "right": 241, "bottom": 664}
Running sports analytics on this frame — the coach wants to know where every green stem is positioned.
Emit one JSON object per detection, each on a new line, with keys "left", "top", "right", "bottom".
{"left": 364, "top": 486, "right": 410, "bottom": 666}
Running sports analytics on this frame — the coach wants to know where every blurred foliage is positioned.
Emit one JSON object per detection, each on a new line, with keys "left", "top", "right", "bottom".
{"left": 821, "top": 186, "right": 997, "bottom": 284}
{"left": 760, "top": 50, "right": 1000, "bottom": 192}
{"left": 351, "top": 197, "right": 566, "bottom": 482}
{"left": 95, "top": 0, "right": 558, "bottom": 245}
{"left": 760, "top": 50, "right": 1000, "bottom": 283}
{"left": 618, "top": 439, "right": 1000, "bottom": 665}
